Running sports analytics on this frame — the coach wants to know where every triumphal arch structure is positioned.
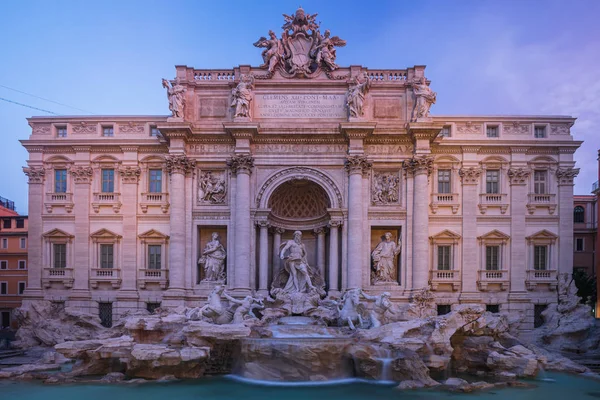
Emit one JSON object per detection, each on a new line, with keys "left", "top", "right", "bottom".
{"left": 22, "top": 8, "right": 581, "bottom": 329}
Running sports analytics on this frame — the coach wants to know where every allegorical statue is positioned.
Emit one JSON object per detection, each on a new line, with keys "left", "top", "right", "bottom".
{"left": 198, "top": 171, "right": 226, "bottom": 204}
{"left": 161, "top": 78, "right": 186, "bottom": 118}
{"left": 253, "top": 30, "right": 284, "bottom": 74}
{"left": 313, "top": 29, "right": 346, "bottom": 71}
{"left": 198, "top": 232, "right": 226, "bottom": 282}
{"left": 230, "top": 74, "right": 254, "bottom": 119}
{"left": 411, "top": 76, "right": 437, "bottom": 121}
{"left": 190, "top": 285, "right": 232, "bottom": 324}
{"left": 360, "top": 290, "right": 395, "bottom": 328}
{"left": 347, "top": 71, "right": 371, "bottom": 118}
{"left": 371, "top": 232, "right": 402, "bottom": 284}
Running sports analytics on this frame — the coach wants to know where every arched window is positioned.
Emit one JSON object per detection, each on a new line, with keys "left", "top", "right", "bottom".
{"left": 574, "top": 206, "right": 585, "bottom": 223}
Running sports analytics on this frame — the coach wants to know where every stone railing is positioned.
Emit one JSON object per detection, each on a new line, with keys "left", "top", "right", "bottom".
{"left": 429, "top": 269, "right": 461, "bottom": 291}
{"left": 478, "top": 193, "right": 508, "bottom": 214}
{"left": 90, "top": 268, "right": 122, "bottom": 289}
{"left": 140, "top": 192, "right": 169, "bottom": 213}
{"left": 526, "top": 269, "right": 558, "bottom": 291}
{"left": 45, "top": 192, "right": 74, "bottom": 213}
{"left": 193, "top": 70, "right": 236, "bottom": 81}
{"left": 367, "top": 70, "right": 408, "bottom": 82}
{"left": 526, "top": 193, "right": 557, "bottom": 215}
{"left": 92, "top": 192, "right": 122, "bottom": 213}
{"left": 42, "top": 267, "right": 74, "bottom": 288}
{"left": 138, "top": 268, "right": 168, "bottom": 289}
{"left": 430, "top": 193, "right": 460, "bottom": 214}
{"left": 477, "top": 269, "right": 509, "bottom": 291}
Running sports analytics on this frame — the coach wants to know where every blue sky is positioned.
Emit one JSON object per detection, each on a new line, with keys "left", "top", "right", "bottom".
{"left": 1, "top": 0, "right": 599, "bottom": 213}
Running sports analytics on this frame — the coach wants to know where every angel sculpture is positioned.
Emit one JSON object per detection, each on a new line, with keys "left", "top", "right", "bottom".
{"left": 161, "top": 78, "right": 186, "bottom": 118}
{"left": 253, "top": 30, "right": 284, "bottom": 73}
{"left": 313, "top": 29, "right": 346, "bottom": 71}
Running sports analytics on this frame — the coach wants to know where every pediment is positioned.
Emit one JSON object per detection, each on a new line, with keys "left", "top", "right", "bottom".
{"left": 138, "top": 229, "right": 169, "bottom": 240}
{"left": 42, "top": 228, "right": 74, "bottom": 238}
{"left": 430, "top": 229, "right": 461, "bottom": 241}
{"left": 478, "top": 229, "right": 510, "bottom": 241}
{"left": 527, "top": 229, "right": 558, "bottom": 242}
{"left": 90, "top": 228, "right": 122, "bottom": 239}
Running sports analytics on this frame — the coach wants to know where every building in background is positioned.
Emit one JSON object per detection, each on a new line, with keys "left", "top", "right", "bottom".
{"left": 573, "top": 195, "right": 597, "bottom": 278}
{"left": 0, "top": 196, "right": 28, "bottom": 328}
{"left": 593, "top": 150, "right": 600, "bottom": 318}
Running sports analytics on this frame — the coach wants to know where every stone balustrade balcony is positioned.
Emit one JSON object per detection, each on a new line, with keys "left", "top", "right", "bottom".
{"left": 526, "top": 269, "right": 558, "bottom": 291}
{"left": 478, "top": 193, "right": 508, "bottom": 214}
{"left": 92, "top": 192, "right": 122, "bottom": 213}
{"left": 429, "top": 269, "right": 461, "bottom": 291}
{"left": 477, "top": 269, "right": 509, "bottom": 291}
{"left": 430, "top": 193, "right": 460, "bottom": 214}
{"left": 42, "top": 267, "right": 74, "bottom": 288}
{"left": 44, "top": 192, "right": 74, "bottom": 213}
{"left": 90, "top": 268, "right": 122, "bottom": 289}
{"left": 138, "top": 268, "right": 168, "bottom": 289}
{"left": 367, "top": 69, "right": 408, "bottom": 83}
{"left": 526, "top": 193, "right": 557, "bottom": 215}
{"left": 140, "top": 192, "right": 170, "bottom": 213}
{"left": 193, "top": 69, "right": 236, "bottom": 81}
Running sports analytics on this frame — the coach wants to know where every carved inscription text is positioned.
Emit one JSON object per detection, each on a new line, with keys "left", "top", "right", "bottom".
{"left": 255, "top": 94, "right": 346, "bottom": 119}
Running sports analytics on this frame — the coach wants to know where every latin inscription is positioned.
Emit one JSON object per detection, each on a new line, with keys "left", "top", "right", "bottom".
{"left": 255, "top": 94, "right": 346, "bottom": 119}
{"left": 254, "top": 144, "right": 347, "bottom": 153}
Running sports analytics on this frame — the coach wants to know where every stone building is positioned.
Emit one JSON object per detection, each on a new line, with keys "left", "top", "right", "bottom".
{"left": 593, "top": 150, "right": 600, "bottom": 318}
{"left": 573, "top": 194, "right": 596, "bottom": 278}
{"left": 0, "top": 197, "right": 28, "bottom": 328}
{"left": 21, "top": 8, "right": 581, "bottom": 329}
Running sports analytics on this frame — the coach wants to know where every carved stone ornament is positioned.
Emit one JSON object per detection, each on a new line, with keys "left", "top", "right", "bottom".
{"left": 345, "top": 155, "right": 372, "bottom": 175}
{"left": 403, "top": 156, "right": 434, "bottom": 176}
{"left": 165, "top": 155, "right": 196, "bottom": 175}
{"left": 118, "top": 166, "right": 141, "bottom": 184}
{"left": 198, "top": 171, "right": 227, "bottom": 204}
{"left": 198, "top": 233, "right": 227, "bottom": 283}
{"left": 162, "top": 78, "right": 186, "bottom": 118}
{"left": 72, "top": 122, "right": 97, "bottom": 134}
{"left": 458, "top": 167, "right": 483, "bottom": 184}
{"left": 227, "top": 154, "right": 255, "bottom": 174}
{"left": 32, "top": 124, "right": 51, "bottom": 135}
{"left": 411, "top": 76, "right": 437, "bottom": 121}
{"left": 347, "top": 72, "right": 371, "bottom": 119}
{"left": 70, "top": 166, "right": 93, "bottom": 184}
{"left": 507, "top": 167, "right": 531, "bottom": 185}
{"left": 231, "top": 74, "right": 255, "bottom": 119}
{"left": 253, "top": 7, "right": 346, "bottom": 78}
{"left": 504, "top": 122, "right": 529, "bottom": 135}
{"left": 456, "top": 122, "right": 482, "bottom": 135}
{"left": 555, "top": 167, "right": 580, "bottom": 185}
{"left": 371, "top": 232, "right": 401, "bottom": 284}
{"left": 118, "top": 122, "right": 144, "bottom": 134}
{"left": 23, "top": 166, "right": 45, "bottom": 184}
{"left": 372, "top": 172, "right": 400, "bottom": 205}
{"left": 551, "top": 124, "right": 570, "bottom": 135}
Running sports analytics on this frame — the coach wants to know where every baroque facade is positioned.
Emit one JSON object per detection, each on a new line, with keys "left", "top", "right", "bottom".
{"left": 22, "top": 8, "right": 581, "bottom": 329}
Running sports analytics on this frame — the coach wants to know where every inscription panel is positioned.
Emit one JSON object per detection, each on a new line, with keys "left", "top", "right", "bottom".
{"left": 255, "top": 94, "right": 346, "bottom": 119}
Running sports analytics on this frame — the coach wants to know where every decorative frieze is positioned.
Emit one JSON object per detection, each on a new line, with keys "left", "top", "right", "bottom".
{"left": 118, "top": 166, "right": 141, "bottom": 184}
{"left": 504, "top": 122, "right": 529, "bottom": 135}
{"left": 550, "top": 124, "right": 570, "bottom": 135}
{"left": 197, "top": 170, "right": 227, "bottom": 204}
{"left": 456, "top": 122, "right": 482, "bottom": 135}
{"left": 402, "top": 156, "right": 433, "bottom": 176}
{"left": 23, "top": 166, "right": 45, "bottom": 184}
{"left": 458, "top": 167, "right": 483, "bottom": 184}
{"left": 371, "top": 171, "right": 400, "bottom": 205}
{"left": 345, "top": 155, "right": 372, "bottom": 175}
{"left": 72, "top": 122, "right": 97, "bottom": 134}
{"left": 507, "top": 167, "right": 531, "bottom": 185}
{"left": 227, "top": 154, "right": 255, "bottom": 175}
{"left": 32, "top": 124, "right": 51, "bottom": 135}
{"left": 70, "top": 166, "right": 93, "bottom": 184}
{"left": 118, "top": 122, "right": 144, "bottom": 134}
{"left": 555, "top": 167, "right": 579, "bottom": 185}
{"left": 165, "top": 155, "right": 196, "bottom": 175}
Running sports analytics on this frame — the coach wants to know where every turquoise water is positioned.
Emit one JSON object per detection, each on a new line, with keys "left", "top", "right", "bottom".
{"left": 1, "top": 373, "right": 600, "bottom": 400}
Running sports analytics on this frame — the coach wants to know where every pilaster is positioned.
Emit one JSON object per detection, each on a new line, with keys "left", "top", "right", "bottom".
{"left": 508, "top": 166, "right": 531, "bottom": 293}
{"left": 118, "top": 161, "right": 141, "bottom": 304}
{"left": 556, "top": 167, "right": 579, "bottom": 274}
{"left": 70, "top": 162, "right": 93, "bottom": 300}
{"left": 23, "top": 166, "right": 45, "bottom": 298}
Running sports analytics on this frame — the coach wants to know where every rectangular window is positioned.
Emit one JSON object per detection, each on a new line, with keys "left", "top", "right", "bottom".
{"left": 102, "top": 126, "right": 114, "bottom": 137}
{"left": 437, "top": 245, "right": 451, "bottom": 270}
{"left": 148, "top": 245, "right": 162, "bottom": 270}
{"left": 18, "top": 260, "right": 26, "bottom": 270}
{"left": 534, "top": 304, "right": 547, "bottom": 328}
{"left": 533, "top": 170, "right": 547, "bottom": 194}
{"left": 534, "top": 126, "right": 546, "bottom": 138}
{"left": 437, "top": 170, "right": 451, "bottom": 194}
{"left": 486, "top": 245, "right": 500, "bottom": 270}
{"left": 18, "top": 282, "right": 26, "bottom": 295}
{"left": 55, "top": 169, "right": 67, "bottom": 193}
{"left": 16, "top": 219, "right": 24, "bottom": 229}
{"left": 150, "top": 126, "right": 160, "bottom": 137}
{"left": 147, "top": 302, "right": 161, "bottom": 313}
{"left": 0, "top": 282, "right": 7, "bottom": 295}
{"left": 486, "top": 170, "right": 500, "bottom": 194}
{"left": 1, "top": 238, "right": 7, "bottom": 249}
{"left": 575, "top": 238, "right": 584, "bottom": 252}
{"left": 149, "top": 169, "right": 162, "bottom": 193}
{"left": 99, "top": 302, "right": 113, "bottom": 328}
{"left": 53, "top": 243, "right": 67, "bottom": 268}
{"left": 101, "top": 169, "right": 115, "bottom": 193}
{"left": 3, "top": 219, "right": 11, "bottom": 229}
{"left": 20, "top": 238, "right": 26, "bottom": 249}
{"left": 0, "top": 261, "right": 7, "bottom": 270}
{"left": 56, "top": 126, "right": 67, "bottom": 137}
{"left": 439, "top": 126, "right": 451, "bottom": 138}
{"left": 486, "top": 125, "right": 499, "bottom": 138}
{"left": 534, "top": 245, "right": 547, "bottom": 270}
{"left": 437, "top": 305, "right": 451, "bottom": 315}
{"left": 100, "top": 244, "right": 114, "bottom": 269}
{"left": 486, "top": 304, "right": 500, "bottom": 313}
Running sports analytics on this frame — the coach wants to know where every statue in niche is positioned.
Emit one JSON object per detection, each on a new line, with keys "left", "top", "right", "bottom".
{"left": 411, "top": 76, "right": 437, "bottom": 121}
{"left": 371, "top": 232, "right": 401, "bottom": 284}
{"left": 198, "top": 171, "right": 227, "bottom": 204}
{"left": 161, "top": 78, "right": 186, "bottom": 118}
{"left": 198, "top": 232, "right": 226, "bottom": 282}
{"left": 372, "top": 172, "right": 400, "bottom": 205}
{"left": 230, "top": 74, "right": 255, "bottom": 119}
{"left": 347, "top": 71, "right": 371, "bottom": 118}
{"left": 275, "top": 231, "right": 320, "bottom": 294}
{"left": 253, "top": 30, "right": 284, "bottom": 73}
{"left": 360, "top": 290, "right": 395, "bottom": 328}
{"left": 313, "top": 29, "right": 346, "bottom": 71}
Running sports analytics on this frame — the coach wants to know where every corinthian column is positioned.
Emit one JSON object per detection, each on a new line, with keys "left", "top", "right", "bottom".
{"left": 166, "top": 155, "right": 196, "bottom": 293}
{"left": 458, "top": 166, "right": 483, "bottom": 297}
{"left": 257, "top": 220, "right": 270, "bottom": 293}
{"left": 227, "top": 154, "right": 254, "bottom": 291}
{"left": 328, "top": 220, "right": 341, "bottom": 293}
{"left": 314, "top": 227, "right": 326, "bottom": 277}
{"left": 272, "top": 227, "right": 284, "bottom": 275}
{"left": 345, "top": 155, "right": 372, "bottom": 289}
{"left": 556, "top": 167, "right": 579, "bottom": 274}
{"left": 403, "top": 156, "right": 433, "bottom": 290}
{"left": 23, "top": 167, "right": 45, "bottom": 299}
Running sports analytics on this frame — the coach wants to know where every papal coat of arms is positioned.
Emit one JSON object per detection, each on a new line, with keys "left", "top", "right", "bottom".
{"left": 253, "top": 7, "right": 346, "bottom": 78}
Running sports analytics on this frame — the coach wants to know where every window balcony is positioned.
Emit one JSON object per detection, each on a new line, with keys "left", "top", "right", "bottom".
{"left": 429, "top": 269, "right": 461, "bottom": 291}
{"left": 92, "top": 192, "right": 122, "bottom": 213}
{"left": 140, "top": 192, "right": 170, "bottom": 213}
{"left": 42, "top": 267, "right": 74, "bottom": 288}
{"left": 526, "top": 193, "right": 557, "bottom": 215}
{"left": 477, "top": 269, "right": 509, "bottom": 291}
{"left": 526, "top": 269, "right": 557, "bottom": 291}
{"left": 430, "top": 193, "right": 460, "bottom": 214}
{"left": 478, "top": 193, "right": 508, "bottom": 214}
{"left": 90, "top": 268, "right": 122, "bottom": 289}
{"left": 138, "top": 268, "right": 168, "bottom": 289}
{"left": 44, "top": 192, "right": 74, "bottom": 213}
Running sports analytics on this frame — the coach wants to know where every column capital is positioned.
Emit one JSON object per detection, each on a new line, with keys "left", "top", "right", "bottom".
{"left": 507, "top": 167, "right": 531, "bottom": 186}
{"left": 23, "top": 166, "right": 45, "bottom": 184}
{"left": 227, "top": 154, "right": 255, "bottom": 175}
{"left": 119, "top": 166, "right": 141, "bottom": 184}
{"left": 403, "top": 156, "right": 434, "bottom": 176}
{"left": 313, "top": 227, "right": 327, "bottom": 235}
{"left": 70, "top": 166, "right": 93, "bottom": 184}
{"left": 556, "top": 167, "right": 580, "bottom": 186}
{"left": 270, "top": 227, "right": 285, "bottom": 235}
{"left": 166, "top": 154, "right": 196, "bottom": 176}
{"left": 458, "top": 166, "right": 483, "bottom": 184}
{"left": 256, "top": 220, "right": 270, "bottom": 228}
{"left": 345, "top": 155, "right": 372, "bottom": 175}
{"left": 328, "top": 219, "right": 343, "bottom": 228}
